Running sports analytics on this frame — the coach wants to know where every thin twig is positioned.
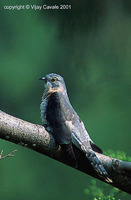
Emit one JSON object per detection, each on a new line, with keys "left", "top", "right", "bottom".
{"left": 0, "top": 149, "right": 17, "bottom": 160}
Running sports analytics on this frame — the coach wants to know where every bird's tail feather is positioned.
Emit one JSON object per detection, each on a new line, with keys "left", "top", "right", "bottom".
{"left": 86, "top": 150, "right": 112, "bottom": 183}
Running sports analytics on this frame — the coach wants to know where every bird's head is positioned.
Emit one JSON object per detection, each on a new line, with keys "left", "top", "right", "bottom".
{"left": 39, "top": 73, "right": 67, "bottom": 94}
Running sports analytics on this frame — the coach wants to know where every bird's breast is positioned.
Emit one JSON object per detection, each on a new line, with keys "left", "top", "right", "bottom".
{"left": 40, "top": 91, "right": 60, "bottom": 124}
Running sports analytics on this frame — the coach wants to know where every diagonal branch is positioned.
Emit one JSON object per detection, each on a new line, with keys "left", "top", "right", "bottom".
{"left": 0, "top": 110, "right": 131, "bottom": 194}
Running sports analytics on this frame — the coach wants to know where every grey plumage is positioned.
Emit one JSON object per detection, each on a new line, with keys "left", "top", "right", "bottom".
{"left": 40, "top": 73, "right": 112, "bottom": 183}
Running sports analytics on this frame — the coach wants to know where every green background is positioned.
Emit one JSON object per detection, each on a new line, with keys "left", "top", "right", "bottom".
{"left": 0, "top": 0, "right": 131, "bottom": 199}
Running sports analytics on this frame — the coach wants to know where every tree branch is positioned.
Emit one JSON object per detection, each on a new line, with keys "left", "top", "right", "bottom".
{"left": 0, "top": 110, "right": 131, "bottom": 194}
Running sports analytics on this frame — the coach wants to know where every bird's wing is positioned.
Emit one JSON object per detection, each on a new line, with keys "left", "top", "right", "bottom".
{"left": 72, "top": 117, "right": 103, "bottom": 153}
{"left": 65, "top": 101, "right": 103, "bottom": 154}
{"left": 46, "top": 91, "right": 111, "bottom": 182}
{"left": 71, "top": 107, "right": 112, "bottom": 182}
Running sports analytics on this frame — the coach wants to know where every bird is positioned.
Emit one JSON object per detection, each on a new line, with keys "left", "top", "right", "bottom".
{"left": 39, "top": 73, "right": 112, "bottom": 183}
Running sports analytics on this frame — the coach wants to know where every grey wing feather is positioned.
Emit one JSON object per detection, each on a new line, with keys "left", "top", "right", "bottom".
{"left": 69, "top": 106, "right": 103, "bottom": 154}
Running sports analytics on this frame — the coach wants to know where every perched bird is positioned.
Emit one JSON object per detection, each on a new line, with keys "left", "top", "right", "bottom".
{"left": 39, "top": 73, "right": 112, "bottom": 183}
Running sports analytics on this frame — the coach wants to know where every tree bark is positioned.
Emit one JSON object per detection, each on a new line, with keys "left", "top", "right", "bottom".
{"left": 0, "top": 110, "right": 131, "bottom": 194}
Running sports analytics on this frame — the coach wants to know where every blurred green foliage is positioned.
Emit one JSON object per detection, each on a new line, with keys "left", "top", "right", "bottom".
{"left": 0, "top": 0, "right": 131, "bottom": 200}
{"left": 84, "top": 179, "right": 122, "bottom": 200}
{"left": 104, "top": 150, "right": 131, "bottom": 162}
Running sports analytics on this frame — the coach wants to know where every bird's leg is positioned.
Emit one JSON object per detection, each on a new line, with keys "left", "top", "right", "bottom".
{"left": 43, "top": 124, "right": 53, "bottom": 134}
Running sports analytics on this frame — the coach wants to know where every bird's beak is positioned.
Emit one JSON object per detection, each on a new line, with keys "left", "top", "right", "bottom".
{"left": 39, "top": 77, "right": 45, "bottom": 80}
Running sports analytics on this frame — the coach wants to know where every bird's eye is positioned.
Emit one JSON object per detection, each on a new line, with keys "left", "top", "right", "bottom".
{"left": 51, "top": 77, "right": 57, "bottom": 82}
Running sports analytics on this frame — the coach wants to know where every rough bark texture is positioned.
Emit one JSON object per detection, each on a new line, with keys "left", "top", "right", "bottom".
{"left": 0, "top": 110, "right": 131, "bottom": 194}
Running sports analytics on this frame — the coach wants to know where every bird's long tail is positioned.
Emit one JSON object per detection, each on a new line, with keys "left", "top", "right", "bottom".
{"left": 86, "top": 150, "right": 112, "bottom": 183}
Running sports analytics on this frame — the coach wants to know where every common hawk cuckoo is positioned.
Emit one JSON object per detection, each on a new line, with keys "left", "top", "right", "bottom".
{"left": 39, "top": 73, "right": 112, "bottom": 183}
